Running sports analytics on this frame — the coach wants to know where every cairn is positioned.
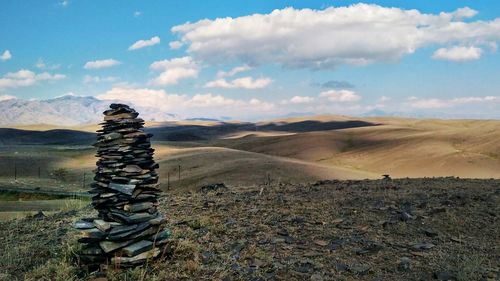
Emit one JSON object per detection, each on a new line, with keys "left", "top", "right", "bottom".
{"left": 74, "top": 103, "right": 169, "bottom": 268}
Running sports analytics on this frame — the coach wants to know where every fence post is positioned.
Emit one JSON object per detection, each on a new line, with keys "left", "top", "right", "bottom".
{"left": 178, "top": 164, "right": 181, "bottom": 181}
{"left": 14, "top": 163, "right": 17, "bottom": 180}
{"left": 83, "top": 172, "right": 86, "bottom": 188}
{"left": 167, "top": 172, "right": 170, "bottom": 190}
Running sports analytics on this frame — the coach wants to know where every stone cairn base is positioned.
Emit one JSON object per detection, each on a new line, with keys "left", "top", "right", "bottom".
{"left": 74, "top": 103, "right": 169, "bottom": 268}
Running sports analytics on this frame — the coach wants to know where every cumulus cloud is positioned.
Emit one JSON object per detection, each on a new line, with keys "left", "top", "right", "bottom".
{"left": 169, "top": 41, "right": 183, "bottom": 50}
{"left": 35, "top": 58, "right": 61, "bottom": 70}
{"left": 0, "top": 69, "right": 65, "bottom": 89}
{"left": 432, "top": 46, "right": 483, "bottom": 61}
{"left": 83, "top": 75, "right": 119, "bottom": 84}
{"left": 129, "top": 36, "right": 160, "bottom": 50}
{"left": 84, "top": 59, "right": 121, "bottom": 69}
{"left": 149, "top": 56, "right": 199, "bottom": 86}
{"left": 216, "top": 65, "right": 252, "bottom": 78}
{"left": 1, "top": 50, "right": 12, "bottom": 61}
{"left": 133, "top": 11, "right": 142, "bottom": 18}
{"left": 97, "top": 87, "right": 186, "bottom": 111}
{"left": 172, "top": 4, "right": 500, "bottom": 69}
{"left": 314, "top": 80, "right": 355, "bottom": 89}
{"left": 204, "top": 76, "right": 272, "bottom": 89}
{"left": 379, "top": 96, "right": 391, "bottom": 102}
{"left": 97, "top": 87, "right": 275, "bottom": 118}
{"left": 185, "top": 93, "right": 238, "bottom": 107}
{"left": 289, "top": 96, "right": 314, "bottom": 104}
{"left": 408, "top": 96, "right": 500, "bottom": 109}
{"left": 319, "top": 89, "right": 361, "bottom": 102}
{"left": 451, "top": 7, "right": 478, "bottom": 20}
{"left": 0, "top": 95, "right": 16, "bottom": 101}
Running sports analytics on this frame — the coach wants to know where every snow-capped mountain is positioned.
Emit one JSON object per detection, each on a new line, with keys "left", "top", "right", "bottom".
{"left": 0, "top": 95, "right": 178, "bottom": 126}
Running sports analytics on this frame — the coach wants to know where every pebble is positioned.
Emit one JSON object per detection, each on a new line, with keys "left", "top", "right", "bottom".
{"left": 398, "top": 257, "right": 411, "bottom": 271}
{"left": 433, "top": 270, "right": 456, "bottom": 280}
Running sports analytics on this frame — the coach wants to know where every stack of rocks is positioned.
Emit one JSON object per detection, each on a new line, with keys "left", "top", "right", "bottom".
{"left": 74, "top": 103, "right": 170, "bottom": 268}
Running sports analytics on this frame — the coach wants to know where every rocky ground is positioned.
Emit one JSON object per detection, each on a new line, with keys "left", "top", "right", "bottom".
{"left": 1, "top": 177, "right": 499, "bottom": 280}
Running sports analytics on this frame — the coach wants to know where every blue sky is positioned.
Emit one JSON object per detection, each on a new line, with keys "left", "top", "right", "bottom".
{"left": 1, "top": 1, "right": 500, "bottom": 120}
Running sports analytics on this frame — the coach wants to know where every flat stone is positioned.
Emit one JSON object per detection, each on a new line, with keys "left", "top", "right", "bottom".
{"left": 424, "top": 229, "right": 439, "bottom": 237}
{"left": 124, "top": 202, "right": 153, "bottom": 212}
{"left": 100, "top": 240, "right": 135, "bottom": 253}
{"left": 78, "top": 228, "right": 104, "bottom": 239}
{"left": 149, "top": 229, "right": 171, "bottom": 244}
{"left": 94, "top": 219, "right": 112, "bottom": 232}
{"left": 412, "top": 242, "right": 435, "bottom": 251}
{"left": 108, "top": 182, "right": 136, "bottom": 195}
{"left": 123, "top": 165, "right": 144, "bottom": 173}
{"left": 122, "top": 240, "right": 153, "bottom": 257}
{"left": 112, "top": 248, "right": 160, "bottom": 265}
{"left": 74, "top": 220, "right": 95, "bottom": 229}
{"left": 101, "top": 132, "right": 122, "bottom": 141}
{"left": 313, "top": 240, "right": 329, "bottom": 247}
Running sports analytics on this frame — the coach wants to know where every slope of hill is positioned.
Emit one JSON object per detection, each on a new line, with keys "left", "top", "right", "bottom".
{"left": 1, "top": 116, "right": 499, "bottom": 186}
{"left": 213, "top": 117, "right": 500, "bottom": 178}
{"left": 0, "top": 128, "right": 95, "bottom": 145}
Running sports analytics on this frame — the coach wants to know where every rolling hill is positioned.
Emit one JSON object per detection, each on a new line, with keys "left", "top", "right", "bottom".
{"left": 1, "top": 116, "right": 499, "bottom": 190}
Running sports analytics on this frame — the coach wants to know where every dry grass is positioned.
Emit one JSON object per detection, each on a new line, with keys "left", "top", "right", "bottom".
{"left": 2, "top": 178, "right": 497, "bottom": 280}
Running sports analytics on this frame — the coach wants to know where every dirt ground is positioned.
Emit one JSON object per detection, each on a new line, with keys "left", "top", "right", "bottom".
{"left": 0, "top": 177, "right": 498, "bottom": 280}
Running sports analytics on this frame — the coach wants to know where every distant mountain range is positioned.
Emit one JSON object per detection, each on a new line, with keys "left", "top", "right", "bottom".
{"left": 0, "top": 95, "right": 178, "bottom": 126}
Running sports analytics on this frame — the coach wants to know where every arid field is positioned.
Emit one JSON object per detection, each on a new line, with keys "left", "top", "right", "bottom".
{"left": 2, "top": 116, "right": 500, "bottom": 190}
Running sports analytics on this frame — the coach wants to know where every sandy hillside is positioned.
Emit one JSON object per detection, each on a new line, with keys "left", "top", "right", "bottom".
{"left": 2, "top": 116, "right": 499, "bottom": 190}
{"left": 213, "top": 116, "right": 500, "bottom": 179}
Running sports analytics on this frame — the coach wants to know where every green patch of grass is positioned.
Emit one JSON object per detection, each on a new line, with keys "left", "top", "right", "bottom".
{"left": 341, "top": 135, "right": 355, "bottom": 152}
{"left": 484, "top": 152, "right": 500, "bottom": 160}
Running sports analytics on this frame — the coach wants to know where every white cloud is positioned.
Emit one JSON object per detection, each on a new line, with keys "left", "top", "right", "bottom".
{"left": 0, "top": 95, "right": 16, "bottom": 101}
{"left": 133, "top": 11, "right": 142, "bottom": 18}
{"left": 59, "top": 0, "right": 69, "bottom": 7}
{"left": 97, "top": 87, "right": 275, "bottom": 118}
{"left": 319, "top": 89, "right": 361, "bottom": 102}
{"left": 35, "top": 72, "right": 65, "bottom": 81}
{"left": 409, "top": 98, "right": 449, "bottom": 109}
{"left": 408, "top": 96, "right": 500, "bottom": 109}
{"left": 379, "top": 96, "right": 391, "bottom": 102}
{"left": 451, "top": 7, "right": 478, "bottom": 20}
{"left": 290, "top": 96, "right": 314, "bottom": 104}
{"left": 97, "top": 87, "right": 186, "bottom": 111}
{"left": 452, "top": 96, "right": 499, "bottom": 103}
{"left": 35, "top": 58, "right": 46, "bottom": 69}
{"left": 432, "top": 46, "right": 482, "bottom": 61}
{"left": 84, "top": 59, "right": 121, "bottom": 69}
{"left": 216, "top": 65, "right": 252, "bottom": 78}
{"left": 204, "top": 76, "right": 272, "bottom": 89}
{"left": 129, "top": 36, "right": 160, "bottom": 50}
{"left": 169, "top": 41, "right": 183, "bottom": 50}
{"left": 83, "top": 75, "right": 119, "bottom": 84}
{"left": 1, "top": 50, "right": 12, "bottom": 61}
{"left": 0, "top": 69, "right": 66, "bottom": 89}
{"left": 149, "top": 56, "right": 199, "bottom": 86}
{"left": 172, "top": 4, "right": 500, "bottom": 69}
{"left": 185, "top": 93, "right": 238, "bottom": 107}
